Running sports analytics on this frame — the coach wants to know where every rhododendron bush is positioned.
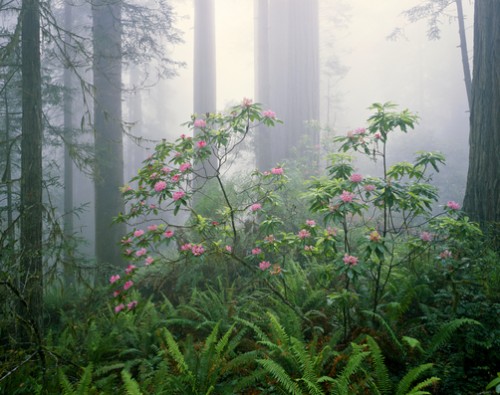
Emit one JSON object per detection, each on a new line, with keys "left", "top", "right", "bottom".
{"left": 110, "top": 101, "right": 481, "bottom": 321}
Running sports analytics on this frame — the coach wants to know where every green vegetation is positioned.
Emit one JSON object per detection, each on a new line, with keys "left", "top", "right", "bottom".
{"left": 1, "top": 102, "right": 498, "bottom": 394}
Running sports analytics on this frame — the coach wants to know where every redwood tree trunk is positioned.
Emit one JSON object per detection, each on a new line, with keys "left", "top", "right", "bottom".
{"left": 20, "top": 0, "right": 43, "bottom": 336}
{"left": 92, "top": 0, "right": 126, "bottom": 276}
{"left": 463, "top": 1, "right": 500, "bottom": 229}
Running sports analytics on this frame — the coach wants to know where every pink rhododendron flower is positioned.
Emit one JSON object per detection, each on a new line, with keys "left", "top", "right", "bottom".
{"left": 149, "top": 172, "right": 158, "bottom": 180}
{"left": 180, "top": 133, "right": 186, "bottom": 139}
{"left": 306, "top": 219, "right": 316, "bottom": 227}
{"left": 298, "top": 229, "right": 311, "bottom": 239}
{"left": 147, "top": 224, "right": 158, "bottom": 232}
{"left": 127, "top": 300, "right": 138, "bottom": 310}
{"left": 191, "top": 244, "right": 205, "bottom": 256}
{"left": 109, "top": 274, "right": 120, "bottom": 284}
{"left": 154, "top": 181, "right": 167, "bottom": 192}
{"left": 354, "top": 127, "right": 366, "bottom": 135}
{"left": 171, "top": 174, "right": 180, "bottom": 182}
{"left": 262, "top": 110, "right": 276, "bottom": 119}
{"left": 446, "top": 201, "right": 460, "bottom": 210}
{"left": 144, "top": 256, "right": 154, "bottom": 265}
{"left": 197, "top": 140, "right": 207, "bottom": 148}
{"left": 179, "top": 163, "right": 191, "bottom": 172}
{"left": 259, "top": 261, "right": 271, "bottom": 271}
{"left": 374, "top": 132, "right": 382, "bottom": 139}
{"left": 340, "top": 190, "right": 355, "bottom": 203}
{"left": 364, "top": 184, "right": 376, "bottom": 192}
{"left": 194, "top": 119, "right": 206, "bottom": 128}
{"left": 125, "top": 264, "right": 137, "bottom": 275}
{"left": 350, "top": 173, "right": 363, "bottom": 183}
{"left": 114, "top": 303, "right": 125, "bottom": 313}
{"left": 136, "top": 248, "right": 147, "bottom": 257}
{"left": 173, "top": 191, "right": 185, "bottom": 201}
{"left": 250, "top": 203, "right": 262, "bottom": 212}
{"left": 125, "top": 248, "right": 133, "bottom": 256}
{"left": 164, "top": 229, "right": 175, "bottom": 238}
{"left": 420, "top": 231, "right": 433, "bottom": 242}
{"left": 113, "top": 290, "right": 120, "bottom": 298}
{"left": 252, "top": 247, "right": 262, "bottom": 255}
{"left": 162, "top": 166, "right": 171, "bottom": 173}
{"left": 180, "top": 243, "right": 192, "bottom": 251}
{"left": 123, "top": 280, "right": 134, "bottom": 291}
{"left": 149, "top": 204, "right": 157, "bottom": 209}
{"left": 133, "top": 229, "right": 145, "bottom": 238}
{"left": 271, "top": 167, "right": 284, "bottom": 175}
{"left": 343, "top": 254, "right": 359, "bottom": 266}
{"left": 242, "top": 97, "right": 253, "bottom": 107}
{"left": 225, "top": 245, "right": 232, "bottom": 253}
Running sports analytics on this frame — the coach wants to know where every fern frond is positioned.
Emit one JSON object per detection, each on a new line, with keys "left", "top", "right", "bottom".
{"left": 366, "top": 335, "right": 392, "bottom": 394}
{"left": 362, "top": 310, "right": 403, "bottom": 353}
{"left": 406, "top": 376, "right": 440, "bottom": 394}
{"left": 75, "top": 364, "right": 93, "bottom": 395}
{"left": 257, "top": 358, "right": 302, "bottom": 395}
{"left": 267, "top": 312, "right": 290, "bottom": 345}
{"left": 425, "top": 318, "right": 481, "bottom": 359}
{"left": 160, "top": 328, "right": 191, "bottom": 376}
{"left": 58, "top": 370, "right": 75, "bottom": 395}
{"left": 236, "top": 317, "right": 271, "bottom": 343}
{"left": 395, "top": 363, "right": 433, "bottom": 395}
{"left": 330, "top": 346, "right": 370, "bottom": 395}
{"left": 298, "top": 377, "right": 324, "bottom": 395}
{"left": 121, "top": 370, "right": 143, "bottom": 395}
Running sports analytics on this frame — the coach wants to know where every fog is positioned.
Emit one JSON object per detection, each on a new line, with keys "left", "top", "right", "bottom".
{"left": 130, "top": 0, "right": 472, "bottom": 194}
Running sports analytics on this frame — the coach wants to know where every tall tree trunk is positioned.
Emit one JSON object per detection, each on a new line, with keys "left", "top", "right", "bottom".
{"left": 92, "top": 0, "right": 125, "bottom": 277}
{"left": 63, "top": 0, "right": 75, "bottom": 287}
{"left": 254, "top": 0, "right": 272, "bottom": 170}
{"left": 20, "top": 0, "right": 43, "bottom": 337}
{"left": 455, "top": 0, "right": 472, "bottom": 111}
{"left": 254, "top": 0, "right": 320, "bottom": 171}
{"left": 463, "top": 0, "right": 500, "bottom": 231}
{"left": 193, "top": 0, "right": 217, "bottom": 178}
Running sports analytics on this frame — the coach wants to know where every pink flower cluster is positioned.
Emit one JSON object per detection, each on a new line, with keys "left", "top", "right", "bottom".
{"left": 420, "top": 231, "right": 433, "bottom": 242}
{"left": 154, "top": 181, "right": 167, "bottom": 192}
{"left": 343, "top": 254, "right": 359, "bottom": 266}
{"left": 446, "top": 201, "right": 460, "bottom": 210}
{"left": 180, "top": 243, "right": 205, "bottom": 256}
{"left": 262, "top": 110, "right": 276, "bottom": 119}
{"left": 271, "top": 167, "right": 284, "bottom": 175}
{"left": 349, "top": 173, "right": 363, "bottom": 183}
{"left": 259, "top": 261, "right": 271, "bottom": 271}
{"left": 173, "top": 191, "right": 185, "bottom": 201}
{"left": 250, "top": 203, "right": 262, "bottom": 212}
{"left": 194, "top": 119, "right": 206, "bottom": 128}
{"left": 298, "top": 229, "right": 311, "bottom": 239}
{"left": 340, "top": 190, "right": 355, "bottom": 203}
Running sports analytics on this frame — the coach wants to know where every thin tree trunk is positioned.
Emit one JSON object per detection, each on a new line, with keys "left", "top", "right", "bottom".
{"left": 20, "top": 0, "right": 44, "bottom": 337}
{"left": 63, "top": 0, "right": 75, "bottom": 287}
{"left": 455, "top": 0, "right": 472, "bottom": 111}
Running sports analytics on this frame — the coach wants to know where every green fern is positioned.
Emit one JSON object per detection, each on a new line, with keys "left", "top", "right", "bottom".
{"left": 256, "top": 358, "right": 303, "bottom": 395}
{"left": 121, "top": 370, "right": 143, "bottom": 395}
{"left": 58, "top": 364, "right": 94, "bottom": 395}
{"left": 365, "top": 335, "right": 392, "bottom": 394}
{"left": 425, "top": 318, "right": 481, "bottom": 359}
{"left": 329, "top": 345, "right": 370, "bottom": 395}
{"left": 395, "top": 363, "right": 438, "bottom": 395}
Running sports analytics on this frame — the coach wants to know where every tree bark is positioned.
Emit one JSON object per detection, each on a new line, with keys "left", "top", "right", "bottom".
{"left": 463, "top": 0, "right": 500, "bottom": 230}
{"left": 20, "top": 0, "right": 43, "bottom": 336}
{"left": 92, "top": 0, "right": 126, "bottom": 277}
